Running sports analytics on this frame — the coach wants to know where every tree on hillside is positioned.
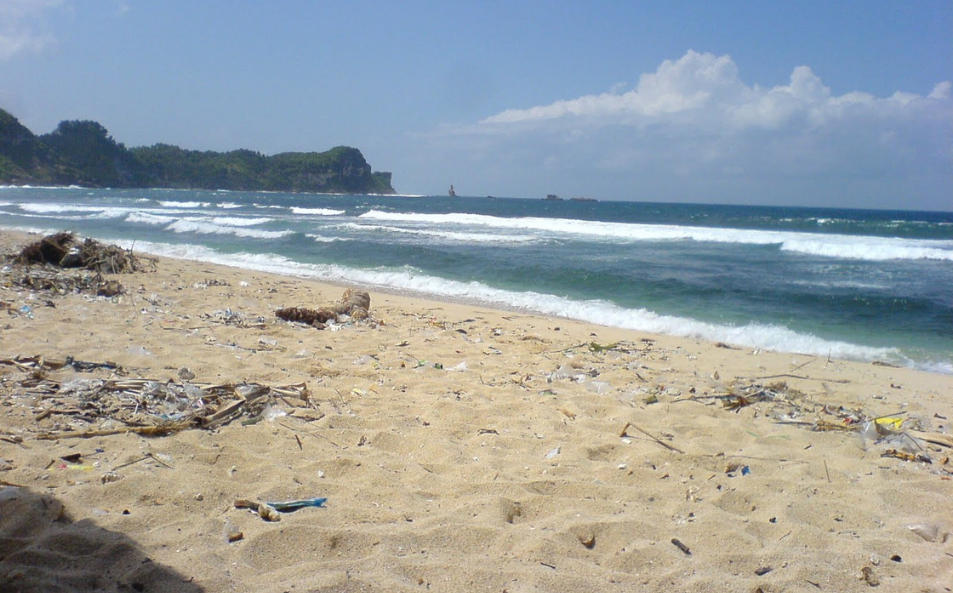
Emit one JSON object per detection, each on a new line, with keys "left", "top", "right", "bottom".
{"left": 40, "top": 120, "right": 147, "bottom": 186}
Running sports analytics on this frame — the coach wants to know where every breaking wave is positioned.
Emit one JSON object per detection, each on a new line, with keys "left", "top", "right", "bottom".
{"left": 291, "top": 207, "right": 346, "bottom": 216}
{"left": 166, "top": 220, "right": 293, "bottom": 239}
{"left": 359, "top": 211, "right": 953, "bottom": 261}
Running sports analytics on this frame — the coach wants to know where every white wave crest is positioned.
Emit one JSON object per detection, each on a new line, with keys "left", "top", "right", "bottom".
{"left": 305, "top": 234, "right": 354, "bottom": 243}
{"left": 17, "top": 203, "right": 134, "bottom": 219}
{"left": 359, "top": 210, "right": 953, "bottom": 261}
{"left": 126, "top": 212, "right": 177, "bottom": 225}
{"left": 157, "top": 201, "right": 210, "bottom": 208}
{"left": 291, "top": 207, "right": 346, "bottom": 216}
{"left": 338, "top": 223, "right": 535, "bottom": 244}
{"left": 166, "top": 220, "right": 294, "bottom": 239}
{"left": 780, "top": 237, "right": 953, "bottom": 261}
{"left": 208, "top": 217, "right": 273, "bottom": 227}
{"left": 217, "top": 202, "right": 241, "bottom": 209}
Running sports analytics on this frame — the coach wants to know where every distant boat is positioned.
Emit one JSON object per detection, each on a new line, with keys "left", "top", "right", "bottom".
{"left": 448, "top": 184, "right": 456, "bottom": 197}
{"left": 544, "top": 194, "right": 563, "bottom": 201}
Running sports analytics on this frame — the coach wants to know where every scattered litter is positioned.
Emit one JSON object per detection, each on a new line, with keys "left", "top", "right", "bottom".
{"left": 907, "top": 523, "right": 949, "bottom": 543}
{"left": 234, "top": 499, "right": 281, "bottom": 522}
{"left": 265, "top": 497, "right": 327, "bottom": 512}
{"left": 234, "top": 497, "right": 326, "bottom": 521}
{"left": 670, "top": 538, "right": 691, "bottom": 555}
{"left": 6, "top": 360, "right": 312, "bottom": 439}
{"left": 620, "top": 422, "right": 685, "bottom": 454}
{"left": 545, "top": 446, "right": 561, "bottom": 459}
{"left": 101, "top": 471, "right": 122, "bottom": 484}
{"left": 226, "top": 526, "right": 244, "bottom": 543}
{"left": 577, "top": 532, "right": 596, "bottom": 549}
{"left": 860, "top": 565, "right": 880, "bottom": 587}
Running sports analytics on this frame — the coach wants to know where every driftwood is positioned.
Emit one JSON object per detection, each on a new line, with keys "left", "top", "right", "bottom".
{"left": 276, "top": 288, "right": 371, "bottom": 328}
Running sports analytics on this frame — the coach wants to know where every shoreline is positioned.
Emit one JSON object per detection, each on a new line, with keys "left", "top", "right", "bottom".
{"left": 1, "top": 228, "right": 951, "bottom": 592}
{"left": 100, "top": 237, "right": 953, "bottom": 375}
{"left": 12, "top": 225, "right": 937, "bottom": 373}
{"left": 2, "top": 226, "right": 950, "bottom": 376}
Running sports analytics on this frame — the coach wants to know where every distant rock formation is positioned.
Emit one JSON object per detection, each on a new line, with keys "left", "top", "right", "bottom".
{"left": 544, "top": 194, "right": 563, "bottom": 201}
{"left": 0, "top": 107, "right": 395, "bottom": 194}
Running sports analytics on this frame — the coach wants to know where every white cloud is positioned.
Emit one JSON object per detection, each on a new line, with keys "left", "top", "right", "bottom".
{"left": 0, "top": 0, "right": 64, "bottom": 60}
{"left": 425, "top": 51, "right": 952, "bottom": 209}
{"left": 480, "top": 50, "right": 950, "bottom": 133}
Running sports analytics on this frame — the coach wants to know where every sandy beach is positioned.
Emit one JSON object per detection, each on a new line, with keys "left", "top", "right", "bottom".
{"left": 1, "top": 229, "right": 951, "bottom": 592}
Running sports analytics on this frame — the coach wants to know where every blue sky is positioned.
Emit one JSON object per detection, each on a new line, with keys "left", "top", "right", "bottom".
{"left": 1, "top": 1, "right": 950, "bottom": 210}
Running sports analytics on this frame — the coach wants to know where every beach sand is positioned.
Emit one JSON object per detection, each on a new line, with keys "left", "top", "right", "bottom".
{"left": 1, "top": 229, "right": 951, "bottom": 592}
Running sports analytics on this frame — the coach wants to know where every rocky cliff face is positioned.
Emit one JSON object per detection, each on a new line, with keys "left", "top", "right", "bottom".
{"left": 0, "top": 108, "right": 396, "bottom": 194}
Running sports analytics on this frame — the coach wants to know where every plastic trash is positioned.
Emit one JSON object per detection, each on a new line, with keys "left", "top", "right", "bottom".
{"left": 260, "top": 404, "right": 287, "bottom": 422}
{"left": 907, "top": 523, "right": 948, "bottom": 543}
{"left": 584, "top": 380, "right": 610, "bottom": 394}
{"left": 265, "top": 497, "right": 327, "bottom": 512}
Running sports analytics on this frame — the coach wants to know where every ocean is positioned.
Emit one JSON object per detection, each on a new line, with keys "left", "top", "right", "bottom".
{"left": 2, "top": 186, "right": 951, "bottom": 374}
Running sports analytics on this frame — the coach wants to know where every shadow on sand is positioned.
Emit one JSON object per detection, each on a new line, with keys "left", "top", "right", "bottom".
{"left": 0, "top": 486, "right": 203, "bottom": 593}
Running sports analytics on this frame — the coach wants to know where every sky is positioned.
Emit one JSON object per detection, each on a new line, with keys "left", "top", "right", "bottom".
{"left": 1, "top": 1, "right": 951, "bottom": 211}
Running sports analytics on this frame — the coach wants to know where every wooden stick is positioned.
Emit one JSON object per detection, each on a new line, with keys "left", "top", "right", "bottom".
{"left": 751, "top": 373, "right": 849, "bottom": 384}
{"left": 621, "top": 422, "right": 685, "bottom": 454}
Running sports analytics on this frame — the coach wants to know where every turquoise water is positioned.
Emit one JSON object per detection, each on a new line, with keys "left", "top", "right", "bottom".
{"left": 2, "top": 186, "right": 951, "bottom": 372}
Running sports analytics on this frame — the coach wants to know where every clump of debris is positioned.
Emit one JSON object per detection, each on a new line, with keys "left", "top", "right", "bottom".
{"left": 14, "top": 231, "right": 154, "bottom": 274}
{"left": 2, "top": 232, "right": 155, "bottom": 296}
{"left": 276, "top": 287, "right": 371, "bottom": 329}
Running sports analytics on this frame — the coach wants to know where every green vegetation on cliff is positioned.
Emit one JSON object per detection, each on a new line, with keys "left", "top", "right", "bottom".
{"left": 0, "top": 108, "right": 395, "bottom": 194}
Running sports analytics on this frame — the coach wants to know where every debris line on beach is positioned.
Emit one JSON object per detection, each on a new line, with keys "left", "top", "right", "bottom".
{"left": 0, "top": 355, "right": 311, "bottom": 439}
